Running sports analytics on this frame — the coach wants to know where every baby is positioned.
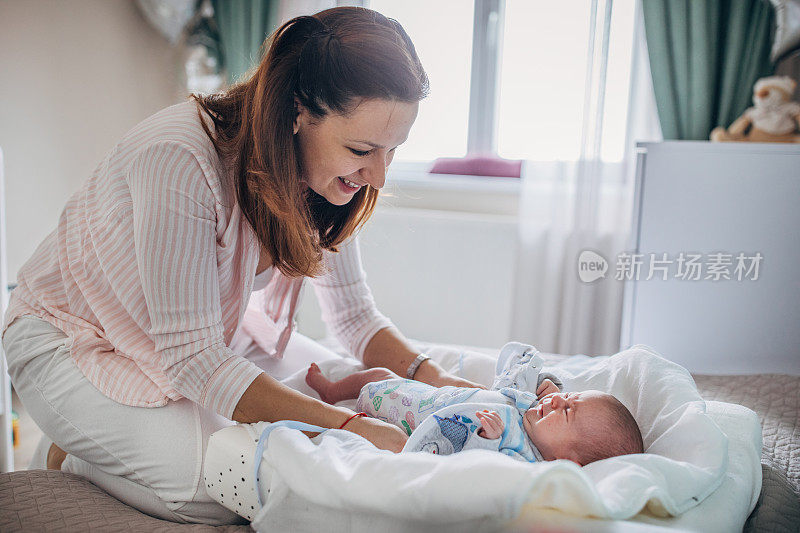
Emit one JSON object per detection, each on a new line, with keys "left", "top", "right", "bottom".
{"left": 306, "top": 343, "right": 643, "bottom": 466}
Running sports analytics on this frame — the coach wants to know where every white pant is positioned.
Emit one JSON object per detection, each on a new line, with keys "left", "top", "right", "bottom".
{"left": 2, "top": 315, "right": 343, "bottom": 525}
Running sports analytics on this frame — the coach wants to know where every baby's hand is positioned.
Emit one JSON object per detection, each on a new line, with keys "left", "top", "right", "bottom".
{"left": 536, "top": 379, "right": 559, "bottom": 399}
{"left": 476, "top": 410, "right": 504, "bottom": 440}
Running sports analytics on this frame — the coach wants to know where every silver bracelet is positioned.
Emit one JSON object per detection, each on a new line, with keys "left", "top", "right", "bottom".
{"left": 406, "top": 353, "right": 430, "bottom": 379}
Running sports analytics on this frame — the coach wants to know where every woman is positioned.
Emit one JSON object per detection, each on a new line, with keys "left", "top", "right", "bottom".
{"left": 1, "top": 7, "right": 481, "bottom": 525}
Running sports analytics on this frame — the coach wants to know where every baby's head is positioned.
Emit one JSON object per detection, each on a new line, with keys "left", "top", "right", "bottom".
{"left": 523, "top": 390, "right": 643, "bottom": 466}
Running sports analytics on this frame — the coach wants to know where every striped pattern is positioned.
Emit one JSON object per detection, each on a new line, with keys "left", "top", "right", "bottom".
{"left": 1, "top": 101, "right": 393, "bottom": 419}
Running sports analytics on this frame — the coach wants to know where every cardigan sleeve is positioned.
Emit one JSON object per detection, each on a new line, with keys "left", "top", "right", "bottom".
{"left": 309, "top": 235, "right": 394, "bottom": 361}
{"left": 127, "top": 141, "right": 264, "bottom": 418}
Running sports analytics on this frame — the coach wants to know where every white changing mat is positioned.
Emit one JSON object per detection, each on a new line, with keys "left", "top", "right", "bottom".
{"left": 204, "top": 344, "right": 762, "bottom": 532}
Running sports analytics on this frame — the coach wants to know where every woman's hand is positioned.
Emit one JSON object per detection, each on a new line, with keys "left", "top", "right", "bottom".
{"left": 414, "top": 359, "right": 487, "bottom": 389}
{"left": 344, "top": 415, "right": 408, "bottom": 453}
{"left": 429, "top": 374, "right": 487, "bottom": 389}
{"left": 362, "top": 328, "right": 488, "bottom": 390}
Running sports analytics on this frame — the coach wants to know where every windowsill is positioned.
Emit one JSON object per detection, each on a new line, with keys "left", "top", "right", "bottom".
{"left": 388, "top": 166, "right": 522, "bottom": 193}
{"left": 381, "top": 159, "right": 633, "bottom": 216}
{"left": 382, "top": 164, "right": 521, "bottom": 216}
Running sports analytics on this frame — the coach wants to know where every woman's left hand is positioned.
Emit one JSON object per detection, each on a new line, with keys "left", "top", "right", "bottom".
{"left": 414, "top": 359, "right": 487, "bottom": 389}
{"left": 431, "top": 374, "right": 487, "bottom": 389}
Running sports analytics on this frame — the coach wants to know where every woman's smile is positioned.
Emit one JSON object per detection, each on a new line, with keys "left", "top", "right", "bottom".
{"left": 295, "top": 98, "right": 418, "bottom": 206}
{"left": 337, "top": 176, "right": 363, "bottom": 193}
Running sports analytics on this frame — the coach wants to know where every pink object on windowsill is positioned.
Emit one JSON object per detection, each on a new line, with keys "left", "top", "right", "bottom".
{"left": 429, "top": 155, "right": 522, "bottom": 178}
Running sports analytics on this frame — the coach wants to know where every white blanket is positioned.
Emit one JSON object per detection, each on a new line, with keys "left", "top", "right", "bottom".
{"left": 205, "top": 344, "right": 761, "bottom": 532}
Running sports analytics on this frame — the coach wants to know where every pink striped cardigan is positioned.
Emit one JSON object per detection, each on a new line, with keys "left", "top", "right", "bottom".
{"left": 2, "top": 101, "right": 393, "bottom": 419}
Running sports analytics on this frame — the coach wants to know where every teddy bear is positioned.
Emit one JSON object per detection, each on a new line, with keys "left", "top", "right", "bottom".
{"left": 711, "top": 75, "right": 800, "bottom": 143}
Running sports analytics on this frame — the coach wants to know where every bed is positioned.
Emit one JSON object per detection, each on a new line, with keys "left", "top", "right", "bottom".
{"left": 1, "top": 343, "right": 797, "bottom": 532}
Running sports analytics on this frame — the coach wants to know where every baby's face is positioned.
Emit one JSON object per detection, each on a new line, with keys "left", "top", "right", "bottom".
{"left": 522, "top": 390, "right": 612, "bottom": 463}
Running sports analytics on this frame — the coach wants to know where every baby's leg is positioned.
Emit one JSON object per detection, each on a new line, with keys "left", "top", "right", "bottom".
{"left": 306, "top": 363, "right": 400, "bottom": 404}
{"left": 356, "top": 378, "right": 443, "bottom": 435}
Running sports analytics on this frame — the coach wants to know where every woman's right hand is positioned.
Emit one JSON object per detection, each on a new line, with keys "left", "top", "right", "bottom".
{"left": 344, "top": 415, "right": 408, "bottom": 453}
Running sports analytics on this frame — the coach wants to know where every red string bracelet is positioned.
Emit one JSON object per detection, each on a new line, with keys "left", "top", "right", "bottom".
{"left": 339, "top": 412, "right": 367, "bottom": 429}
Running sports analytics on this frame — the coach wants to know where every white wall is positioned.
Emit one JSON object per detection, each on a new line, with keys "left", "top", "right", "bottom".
{"left": 0, "top": 0, "right": 185, "bottom": 282}
{"left": 296, "top": 178, "right": 521, "bottom": 348}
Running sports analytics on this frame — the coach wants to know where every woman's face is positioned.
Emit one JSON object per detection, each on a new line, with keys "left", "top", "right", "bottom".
{"left": 294, "top": 98, "right": 419, "bottom": 205}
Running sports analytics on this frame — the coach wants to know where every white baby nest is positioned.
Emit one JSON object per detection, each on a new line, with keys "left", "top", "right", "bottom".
{"left": 204, "top": 344, "right": 762, "bottom": 532}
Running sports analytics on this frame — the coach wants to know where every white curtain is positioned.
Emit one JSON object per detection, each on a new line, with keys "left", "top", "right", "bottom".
{"left": 510, "top": 0, "right": 662, "bottom": 357}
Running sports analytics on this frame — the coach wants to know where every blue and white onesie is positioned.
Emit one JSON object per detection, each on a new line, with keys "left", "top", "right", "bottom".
{"left": 354, "top": 342, "right": 562, "bottom": 462}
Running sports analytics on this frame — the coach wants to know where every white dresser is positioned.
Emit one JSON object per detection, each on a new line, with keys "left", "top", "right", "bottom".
{"left": 621, "top": 141, "right": 800, "bottom": 374}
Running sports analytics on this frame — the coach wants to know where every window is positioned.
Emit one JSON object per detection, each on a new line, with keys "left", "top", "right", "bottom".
{"left": 366, "top": 0, "right": 636, "bottom": 164}
{"left": 368, "top": 0, "right": 474, "bottom": 161}
{"left": 497, "top": 1, "right": 591, "bottom": 161}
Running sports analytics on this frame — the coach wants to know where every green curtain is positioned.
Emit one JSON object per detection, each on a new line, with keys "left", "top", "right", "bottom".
{"left": 642, "top": 0, "right": 776, "bottom": 140}
{"left": 211, "top": 0, "right": 280, "bottom": 84}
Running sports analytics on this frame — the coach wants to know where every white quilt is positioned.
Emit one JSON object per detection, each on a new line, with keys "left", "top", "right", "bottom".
{"left": 204, "top": 344, "right": 762, "bottom": 532}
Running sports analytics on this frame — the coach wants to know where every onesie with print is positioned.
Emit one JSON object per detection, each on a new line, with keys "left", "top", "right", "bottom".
{"left": 354, "top": 342, "right": 562, "bottom": 462}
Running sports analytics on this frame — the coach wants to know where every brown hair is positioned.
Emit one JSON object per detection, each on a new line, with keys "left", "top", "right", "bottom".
{"left": 193, "top": 7, "right": 428, "bottom": 277}
{"left": 577, "top": 395, "right": 643, "bottom": 466}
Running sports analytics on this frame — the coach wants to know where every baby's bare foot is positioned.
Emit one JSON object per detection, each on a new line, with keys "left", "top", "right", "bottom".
{"left": 306, "top": 363, "right": 335, "bottom": 403}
